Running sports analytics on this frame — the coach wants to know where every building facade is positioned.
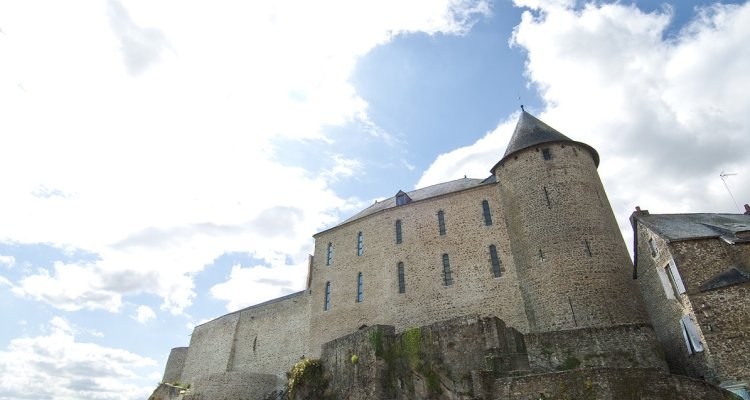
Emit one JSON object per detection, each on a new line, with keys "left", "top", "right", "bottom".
{"left": 155, "top": 111, "right": 746, "bottom": 399}
{"left": 631, "top": 210, "right": 750, "bottom": 397}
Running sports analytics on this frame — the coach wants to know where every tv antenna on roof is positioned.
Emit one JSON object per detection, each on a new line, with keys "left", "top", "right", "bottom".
{"left": 719, "top": 171, "right": 741, "bottom": 213}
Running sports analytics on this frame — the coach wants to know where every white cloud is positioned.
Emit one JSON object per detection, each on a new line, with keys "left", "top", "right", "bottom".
{"left": 420, "top": 2, "right": 750, "bottom": 246}
{"left": 0, "top": 0, "right": 491, "bottom": 315}
{"left": 0, "top": 317, "right": 156, "bottom": 400}
{"left": 133, "top": 305, "right": 156, "bottom": 324}
{"left": 210, "top": 263, "right": 308, "bottom": 312}
{"left": 0, "top": 255, "right": 14, "bottom": 268}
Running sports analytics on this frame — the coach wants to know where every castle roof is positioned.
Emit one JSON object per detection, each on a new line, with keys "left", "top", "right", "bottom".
{"left": 635, "top": 213, "right": 750, "bottom": 244}
{"left": 491, "top": 111, "right": 600, "bottom": 173}
{"left": 630, "top": 211, "right": 750, "bottom": 278}
{"left": 316, "top": 177, "right": 492, "bottom": 235}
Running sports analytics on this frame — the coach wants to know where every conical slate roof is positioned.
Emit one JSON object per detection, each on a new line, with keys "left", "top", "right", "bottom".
{"left": 492, "top": 111, "right": 599, "bottom": 173}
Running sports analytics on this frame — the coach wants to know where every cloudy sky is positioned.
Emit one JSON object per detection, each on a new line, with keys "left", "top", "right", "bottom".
{"left": 1, "top": 0, "right": 748, "bottom": 398}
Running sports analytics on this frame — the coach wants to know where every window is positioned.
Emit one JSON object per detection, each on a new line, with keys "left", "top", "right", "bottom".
{"left": 395, "top": 220, "right": 402, "bottom": 244}
{"left": 489, "top": 245, "right": 502, "bottom": 278}
{"left": 539, "top": 248, "right": 545, "bottom": 262}
{"left": 356, "top": 272, "right": 363, "bottom": 303}
{"left": 324, "top": 281, "right": 331, "bottom": 311}
{"left": 397, "top": 262, "right": 405, "bottom": 293}
{"left": 666, "top": 258, "right": 686, "bottom": 296}
{"left": 437, "top": 210, "right": 446, "bottom": 236}
{"left": 648, "top": 238, "right": 659, "bottom": 257}
{"left": 656, "top": 258, "right": 686, "bottom": 299}
{"left": 482, "top": 200, "right": 493, "bottom": 226}
{"left": 543, "top": 186, "right": 551, "bottom": 208}
{"left": 357, "top": 232, "right": 363, "bottom": 256}
{"left": 442, "top": 254, "right": 453, "bottom": 286}
{"left": 584, "top": 239, "right": 593, "bottom": 257}
{"left": 680, "top": 314, "right": 704, "bottom": 354}
{"left": 326, "top": 243, "right": 333, "bottom": 266}
{"left": 542, "top": 148, "right": 552, "bottom": 160}
{"left": 396, "top": 191, "right": 411, "bottom": 206}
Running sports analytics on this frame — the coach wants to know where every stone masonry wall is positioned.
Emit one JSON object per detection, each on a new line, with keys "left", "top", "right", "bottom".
{"left": 320, "top": 316, "right": 529, "bottom": 400}
{"left": 179, "top": 291, "right": 311, "bottom": 386}
{"left": 496, "top": 143, "right": 647, "bottom": 333}
{"left": 183, "top": 371, "right": 283, "bottom": 400}
{"left": 471, "top": 367, "right": 738, "bottom": 400}
{"left": 229, "top": 291, "right": 311, "bottom": 376}
{"left": 162, "top": 347, "right": 188, "bottom": 384}
{"left": 635, "top": 221, "right": 750, "bottom": 385}
{"left": 524, "top": 323, "right": 668, "bottom": 373}
{"left": 309, "top": 183, "right": 529, "bottom": 354}
{"left": 180, "top": 312, "right": 240, "bottom": 384}
{"left": 670, "top": 239, "right": 750, "bottom": 385}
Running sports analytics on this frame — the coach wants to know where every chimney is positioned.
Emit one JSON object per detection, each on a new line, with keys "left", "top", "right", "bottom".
{"left": 744, "top": 204, "right": 750, "bottom": 215}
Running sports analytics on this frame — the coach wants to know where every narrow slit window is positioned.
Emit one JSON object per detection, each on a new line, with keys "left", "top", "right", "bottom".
{"left": 395, "top": 220, "right": 402, "bottom": 244}
{"left": 326, "top": 243, "right": 333, "bottom": 266}
{"left": 543, "top": 186, "right": 551, "bottom": 208}
{"left": 438, "top": 210, "right": 446, "bottom": 236}
{"left": 357, "top": 232, "right": 363, "bottom": 256}
{"left": 489, "top": 245, "right": 502, "bottom": 278}
{"left": 595, "top": 187, "right": 603, "bottom": 206}
{"left": 356, "top": 272, "right": 363, "bottom": 303}
{"left": 442, "top": 253, "right": 453, "bottom": 286}
{"left": 397, "top": 262, "right": 405, "bottom": 294}
{"left": 539, "top": 248, "right": 545, "bottom": 262}
{"left": 324, "top": 281, "right": 331, "bottom": 311}
{"left": 482, "top": 200, "right": 493, "bottom": 226}
{"left": 584, "top": 239, "right": 593, "bottom": 257}
{"left": 542, "top": 148, "right": 552, "bottom": 160}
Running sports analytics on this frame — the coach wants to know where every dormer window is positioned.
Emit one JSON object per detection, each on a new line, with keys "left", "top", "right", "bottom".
{"left": 396, "top": 190, "right": 411, "bottom": 206}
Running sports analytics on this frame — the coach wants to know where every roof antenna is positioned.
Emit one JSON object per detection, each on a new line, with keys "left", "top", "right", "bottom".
{"left": 719, "top": 171, "right": 741, "bottom": 213}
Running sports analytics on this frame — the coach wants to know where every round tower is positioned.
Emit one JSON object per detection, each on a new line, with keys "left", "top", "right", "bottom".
{"left": 493, "top": 111, "right": 647, "bottom": 332}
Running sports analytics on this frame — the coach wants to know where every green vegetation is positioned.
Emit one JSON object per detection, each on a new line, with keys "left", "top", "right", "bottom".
{"left": 350, "top": 354, "right": 359, "bottom": 364}
{"left": 287, "top": 358, "right": 330, "bottom": 399}
{"left": 368, "top": 328, "right": 385, "bottom": 358}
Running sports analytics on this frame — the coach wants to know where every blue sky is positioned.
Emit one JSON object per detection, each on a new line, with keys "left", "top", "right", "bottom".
{"left": 1, "top": 0, "right": 749, "bottom": 398}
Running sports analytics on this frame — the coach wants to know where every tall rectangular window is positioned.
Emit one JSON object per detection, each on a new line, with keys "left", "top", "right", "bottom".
{"left": 326, "top": 243, "right": 333, "bottom": 266}
{"left": 442, "top": 254, "right": 453, "bottom": 286}
{"left": 395, "top": 220, "right": 402, "bottom": 244}
{"left": 438, "top": 210, "right": 446, "bottom": 236}
{"left": 489, "top": 245, "right": 502, "bottom": 278}
{"left": 542, "top": 148, "right": 552, "bottom": 160}
{"left": 324, "top": 281, "right": 331, "bottom": 311}
{"left": 482, "top": 200, "right": 493, "bottom": 226}
{"left": 356, "top": 272, "right": 363, "bottom": 303}
{"left": 397, "top": 262, "right": 405, "bottom": 294}
{"left": 357, "top": 232, "right": 364, "bottom": 256}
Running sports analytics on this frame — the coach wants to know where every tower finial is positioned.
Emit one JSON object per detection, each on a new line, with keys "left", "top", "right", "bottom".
{"left": 520, "top": 104, "right": 524, "bottom": 112}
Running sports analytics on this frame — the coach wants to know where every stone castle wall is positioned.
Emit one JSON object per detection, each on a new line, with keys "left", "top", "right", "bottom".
{"left": 308, "top": 183, "right": 530, "bottom": 354}
{"left": 472, "top": 367, "right": 736, "bottom": 400}
{"left": 495, "top": 142, "right": 647, "bottom": 332}
{"left": 179, "top": 291, "right": 311, "bottom": 385}
{"left": 162, "top": 347, "right": 188, "bottom": 384}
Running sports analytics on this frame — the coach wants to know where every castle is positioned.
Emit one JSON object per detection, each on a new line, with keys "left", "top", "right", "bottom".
{"left": 154, "top": 111, "right": 749, "bottom": 399}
